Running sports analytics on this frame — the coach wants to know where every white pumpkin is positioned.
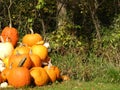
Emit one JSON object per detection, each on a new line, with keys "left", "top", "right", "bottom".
{"left": 0, "top": 36, "right": 14, "bottom": 59}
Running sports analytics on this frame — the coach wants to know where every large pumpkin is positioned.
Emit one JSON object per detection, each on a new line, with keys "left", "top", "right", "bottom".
{"left": 22, "top": 29, "right": 43, "bottom": 47}
{"left": 1, "top": 26, "right": 19, "bottom": 47}
{"left": 8, "top": 54, "right": 32, "bottom": 69}
{"left": 30, "top": 67, "right": 49, "bottom": 86}
{"left": 31, "top": 45, "right": 48, "bottom": 61}
{"left": 7, "top": 67, "right": 31, "bottom": 88}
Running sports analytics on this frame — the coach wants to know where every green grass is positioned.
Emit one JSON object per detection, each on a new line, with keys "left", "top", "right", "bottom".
{"left": 2, "top": 80, "right": 120, "bottom": 90}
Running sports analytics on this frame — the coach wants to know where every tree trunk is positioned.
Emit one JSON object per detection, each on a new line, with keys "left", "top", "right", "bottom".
{"left": 87, "top": 0, "right": 102, "bottom": 41}
{"left": 56, "top": 0, "right": 67, "bottom": 30}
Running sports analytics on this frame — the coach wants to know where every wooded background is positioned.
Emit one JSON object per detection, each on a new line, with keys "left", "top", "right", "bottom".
{"left": 0, "top": 0, "right": 120, "bottom": 66}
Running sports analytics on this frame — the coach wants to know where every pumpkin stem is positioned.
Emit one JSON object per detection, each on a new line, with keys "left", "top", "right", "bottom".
{"left": 18, "top": 57, "right": 27, "bottom": 67}
{"left": 8, "top": 0, "right": 12, "bottom": 28}
{"left": 48, "top": 59, "right": 52, "bottom": 69}
{"left": 29, "top": 28, "right": 34, "bottom": 34}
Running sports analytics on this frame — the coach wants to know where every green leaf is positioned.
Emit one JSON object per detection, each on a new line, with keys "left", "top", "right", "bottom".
{"left": 36, "top": 0, "right": 45, "bottom": 9}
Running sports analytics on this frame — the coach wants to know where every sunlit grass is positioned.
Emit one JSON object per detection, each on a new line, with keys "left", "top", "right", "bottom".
{"left": 2, "top": 80, "right": 120, "bottom": 90}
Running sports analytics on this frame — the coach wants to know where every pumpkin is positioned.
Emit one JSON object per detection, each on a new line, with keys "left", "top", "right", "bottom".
{"left": 0, "top": 36, "right": 14, "bottom": 60}
{"left": 0, "top": 73, "right": 4, "bottom": 83}
{"left": 1, "top": 68, "right": 11, "bottom": 82}
{"left": 2, "top": 56, "right": 10, "bottom": 68}
{"left": 44, "top": 60, "right": 61, "bottom": 82}
{"left": 31, "top": 45, "right": 48, "bottom": 61}
{"left": 12, "top": 44, "right": 30, "bottom": 55}
{"left": 22, "top": 29, "right": 43, "bottom": 47}
{"left": 44, "top": 66, "right": 57, "bottom": 83}
{"left": 61, "top": 75, "right": 70, "bottom": 81}
{"left": 54, "top": 66, "right": 61, "bottom": 80}
{"left": 29, "top": 53, "right": 42, "bottom": 67}
{"left": 7, "top": 58, "right": 31, "bottom": 88}
{"left": 30, "top": 67, "right": 49, "bottom": 86}
{"left": 1, "top": 26, "right": 19, "bottom": 47}
{"left": 8, "top": 54, "right": 32, "bottom": 69}
{"left": 7, "top": 67, "right": 31, "bottom": 88}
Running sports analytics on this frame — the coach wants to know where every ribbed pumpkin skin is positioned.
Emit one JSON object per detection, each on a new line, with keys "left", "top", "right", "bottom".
{"left": 13, "top": 45, "right": 30, "bottom": 55}
{"left": 8, "top": 54, "right": 32, "bottom": 69}
{"left": 30, "top": 67, "right": 49, "bottom": 86}
{"left": 7, "top": 67, "right": 31, "bottom": 88}
{"left": 29, "top": 54, "right": 42, "bottom": 67}
{"left": 22, "top": 33, "right": 42, "bottom": 47}
{"left": 1, "top": 26, "right": 19, "bottom": 47}
{"left": 31, "top": 45, "right": 48, "bottom": 61}
{"left": 1, "top": 68, "right": 11, "bottom": 82}
{"left": 44, "top": 66, "right": 57, "bottom": 82}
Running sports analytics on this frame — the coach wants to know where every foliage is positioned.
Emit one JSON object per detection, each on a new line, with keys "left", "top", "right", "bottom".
{"left": 0, "top": 0, "right": 120, "bottom": 85}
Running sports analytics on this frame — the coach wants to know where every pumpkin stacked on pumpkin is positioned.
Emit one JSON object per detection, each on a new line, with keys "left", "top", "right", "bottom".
{"left": 0, "top": 27, "right": 66, "bottom": 88}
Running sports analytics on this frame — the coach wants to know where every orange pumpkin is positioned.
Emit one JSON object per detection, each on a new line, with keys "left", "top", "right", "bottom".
{"left": 54, "top": 66, "right": 61, "bottom": 80}
{"left": 0, "top": 72, "right": 4, "bottom": 83}
{"left": 30, "top": 67, "right": 49, "bottom": 86}
{"left": 61, "top": 75, "right": 70, "bottom": 81}
{"left": 13, "top": 44, "right": 30, "bottom": 55}
{"left": 31, "top": 45, "right": 48, "bottom": 61}
{"left": 44, "top": 65, "right": 57, "bottom": 82}
{"left": 29, "top": 53, "right": 42, "bottom": 67}
{"left": 22, "top": 29, "right": 43, "bottom": 47}
{"left": 7, "top": 67, "right": 31, "bottom": 88}
{"left": 8, "top": 54, "right": 32, "bottom": 69}
{"left": 1, "top": 68, "right": 11, "bottom": 82}
{"left": 1, "top": 26, "right": 19, "bottom": 47}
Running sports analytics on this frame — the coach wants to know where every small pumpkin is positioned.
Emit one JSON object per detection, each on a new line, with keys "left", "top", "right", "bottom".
{"left": 44, "top": 60, "right": 61, "bottom": 82}
{"left": 0, "top": 36, "right": 14, "bottom": 60}
{"left": 22, "top": 29, "right": 43, "bottom": 47}
{"left": 1, "top": 26, "right": 19, "bottom": 47}
{"left": 30, "top": 67, "right": 49, "bottom": 86}
{"left": 61, "top": 75, "right": 70, "bottom": 81}
{"left": 54, "top": 66, "right": 61, "bottom": 80}
{"left": 13, "top": 44, "right": 30, "bottom": 55}
{"left": 8, "top": 54, "right": 32, "bottom": 69}
{"left": 29, "top": 53, "right": 42, "bottom": 67}
{"left": 44, "top": 65, "right": 57, "bottom": 83}
{"left": 31, "top": 45, "right": 48, "bottom": 61}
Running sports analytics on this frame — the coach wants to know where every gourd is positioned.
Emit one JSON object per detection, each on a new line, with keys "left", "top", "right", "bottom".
{"left": 44, "top": 60, "right": 60, "bottom": 82}
{"left": 30, "top": 67, "right": 49, "bottom": 86}
{"left": 29, "top": 53, "right": 42, "bottom": 67}
{"left": 8, "top": 54, "right": 32, "bottom": 69}
{"left": 22, "top": 29, "right": 43, "bottom": 47}
{"left": 1, "top": 0, "right": 19, "bottom": 47}
{"left": 12, "top": 44, "right": 30, "bottom": 55}
{"left": 1, "top": 27, "right": 19, "bottom": 47}
{"left": 0, "top": 36, "right": 14, "bottom": 60}
{"left": 31, "top": 45, "right": 48, "bottom": 61}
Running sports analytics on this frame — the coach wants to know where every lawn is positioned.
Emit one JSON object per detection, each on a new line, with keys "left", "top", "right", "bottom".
{"left": 2, "top": 80, "right": 120, "bottom": 90}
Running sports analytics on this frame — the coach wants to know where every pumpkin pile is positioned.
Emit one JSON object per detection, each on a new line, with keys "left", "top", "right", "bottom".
{"left": 0, "top": 27, "right": 69, "bottom": 88}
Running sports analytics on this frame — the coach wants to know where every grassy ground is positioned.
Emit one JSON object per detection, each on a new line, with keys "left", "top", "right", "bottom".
{"left": 2, "top": 80, "right": 120, "bottom": 90}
